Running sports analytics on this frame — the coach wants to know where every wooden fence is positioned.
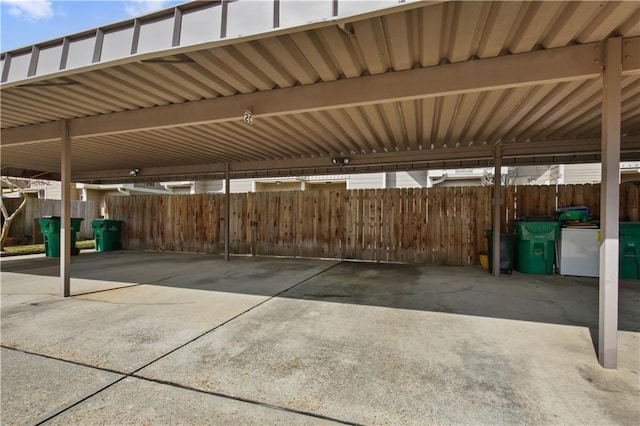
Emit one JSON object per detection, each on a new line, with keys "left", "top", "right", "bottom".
{"left": 105, "top": 183, "right": 639, "bottom": 266}
{"left": 3, "top": 198, "right": 95, "bottom": 241}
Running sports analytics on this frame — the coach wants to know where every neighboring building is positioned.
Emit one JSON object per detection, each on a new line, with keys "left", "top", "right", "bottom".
{"left": 5, "top": 164, "right": 638, "bottom": 209}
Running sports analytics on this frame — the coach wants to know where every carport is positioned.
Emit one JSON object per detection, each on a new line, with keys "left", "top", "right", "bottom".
{"left": 1, "top": 0, "right": 639, "bottom": 369}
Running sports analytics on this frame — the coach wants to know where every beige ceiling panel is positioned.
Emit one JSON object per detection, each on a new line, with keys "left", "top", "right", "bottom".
{"left": 618, "top": 9, "right": 640, "bottom": 37}
{"left": 289, "top": 31, "right": 339, "bottom": 82}
{"left": 360, "top": 104, "right": 394, "bottom": 152}
{"left": 212, "top": 122, "right": 291, "bottom": 160}
{"left": 526, "top": 79, "right": 602, "bottom": 140}
{"left": 421, "top": 97, "right": 436, "bottom": 149}
{"left": 383, "top": 10, "right": 413, "bottom": 70}
{"left": 464, "top": 90, "right": 504, "bottom": 144}
{"left": 324, "top": 109, "right": 370, "bottom": 154}
{"left": 501, "top": 82, "right": 581, "bottom": 142}
{"left": 123, "top": 63, "right": 206, "bottom": 102}
{"left": 172, "top": 125, "right": 258, "bottom": 162}
{"left": 140, "top": 62, "right": 218, "bottom": 99}
{"left": 398, "top": 100, "right": 419, "bottom": 151}
{"left": 448, "top": 1, "right": 491, "bottom": 63}
{"left": 289, "top": 113, "right": 347, "bottom": 155}
{"left": 542, "top": 2, "right": 603, "bottom": 48}
{"left": 319, "top": 110, "right": 362, "bottom": 155}
{"left": 168, "top": 61, "right": 232, "bottom": 97}
{"left": 514, "top": 80, "right": 588, "bottom": 141}
{"left": 262, "top": 116, "right": 326, "bottom": 156}
{"left": 295, "top": 113, "right": 352, "bottom": 155}
{"left": 317, "top": 26, "right": 364, "bottom": 79}
{"left": 233, "top": 42, "right": 296, "bottom": 89}
{"left": 418, "top": 3, "right": 445, "bottom": 66}
{"left": 381, "top": 102, "right": 409, "bottom": 151}
{"left": 344, "top": 107, "right": 381, "bottom": 153}
{"left": 249, "top": 118, "right": 318, "bottom": 158}
{"left": 186, "top": 50, "right": 255, "bottom": 94}
{"left": 5, "top": 88, "right": 91, "bottom": 117}
{"left": 577, "top": 1, "right": 640, "bottom": 43}
{"left": 209, "top": 46, "right": 275, "bottom": 91}
{"left": 433, "top": 95, "right": 457, "bottom": 148}
{"left": 476, "top": 87, "right": 531, "bottom": 145}
{"left": 140, "top": 130, "right": 231, "bottom": 164}
{"left": 257, "top": 37, "right": 318, "bottom": 85}
{"left": 509, "top": 1, "right": 565, "bottom": 53}
{"left": 99, "top": 67, "right": 186, "bottom": 104}
{"left": 61, "top": 76, "right": 142, "bottom": 110}
{"left": 69, "top": 72, "right": 157, "bottom": 107}
{"left": 353, "top": 18, "right": 390, "bottom": 74}
{"left": 447, "top": 92, "right": 480, "bottom": 145}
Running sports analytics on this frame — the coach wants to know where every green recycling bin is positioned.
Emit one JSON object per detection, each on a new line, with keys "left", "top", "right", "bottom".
{"left": 91, "top": 219, "right": 123, "bottom": 252}
{"left": 513, "top": 220, "right": 559, "bottom": 275}
{"left": 619, "top": 222, "right": 640, "bottom": 280}
{"left": 38, "top": 216, "right": 83, "bottom": 257}
{"left": 485, "top": 231, "right": 515, "bottom": 274}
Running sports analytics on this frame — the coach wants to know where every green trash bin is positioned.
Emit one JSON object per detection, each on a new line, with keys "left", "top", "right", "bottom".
{"left": 513, "top": 220, "right": 559, "bottom": 275}
{"left": 91, "top": 219, "right": 123, "bottom": 252}
{"left": 38, "top": 216, "right": 83, "bottom": 257}
{"left": 619, "top": 222, "right": 640, "bottom": 280}
{"left": 485, "top": 231, "right": 515, "bottom": 274}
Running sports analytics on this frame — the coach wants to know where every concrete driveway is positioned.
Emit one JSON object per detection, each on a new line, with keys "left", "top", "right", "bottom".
{"left": 1, "top": 251, "right": 639, "bottom": 425}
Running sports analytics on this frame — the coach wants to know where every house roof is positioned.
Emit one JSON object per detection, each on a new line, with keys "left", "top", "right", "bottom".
{"left": 1, "top": 0, "right": 639, "bottom": 183}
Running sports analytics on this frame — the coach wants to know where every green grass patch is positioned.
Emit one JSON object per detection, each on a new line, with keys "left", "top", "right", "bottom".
{"left": 2, "top": 240, "right": 95, "bottom": 256}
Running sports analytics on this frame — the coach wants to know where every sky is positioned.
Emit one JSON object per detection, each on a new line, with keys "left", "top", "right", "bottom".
{"left": 1, "top": 0, "right": 185, "bottom": 51}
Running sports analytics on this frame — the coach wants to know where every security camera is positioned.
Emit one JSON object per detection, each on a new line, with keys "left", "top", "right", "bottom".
{"left": 129, "top": 168, "right": 140, "bottom": 177}
{"left": 331, "top": 157, "right": 350, "bottom": 166}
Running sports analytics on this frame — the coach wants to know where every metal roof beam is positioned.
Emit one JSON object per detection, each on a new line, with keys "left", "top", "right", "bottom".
{"left": 6, "top": 38, "right": 634, "bottom": 147}
{"left": 70, "top": 137, "right": 639, "bottom": 182}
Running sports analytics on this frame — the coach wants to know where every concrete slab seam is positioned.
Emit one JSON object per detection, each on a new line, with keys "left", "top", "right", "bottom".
{"left": 0, "top": 347, "right": 128, "bottom": 426}
{"left": 130, "top": 375, "right": 363, "bottom": 425}
{"left": 5, "top": 262, "right": 347, "bottom": 425}
{"left": 125, "top": 261, "right": 344, "bottom": 377}
{"left": 3, "top": 346, "right": 360, "bottom": 425}
{"left": 70, "top": 272, "right": 187, "bottom": 297}
{"left": 1, "top": 345, "right": 127, "bottom": 377}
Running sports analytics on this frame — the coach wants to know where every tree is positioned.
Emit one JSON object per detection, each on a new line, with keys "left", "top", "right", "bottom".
{"left": 481, "top": 167, "right": 521, "bottom": 187}
{"left": 0, "top": 177, "right": 47, "bottom": 248}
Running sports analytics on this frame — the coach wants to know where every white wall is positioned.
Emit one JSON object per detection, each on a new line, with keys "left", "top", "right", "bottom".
{"left": 563, "top": 164, "right": 601, "bottom": 184}
{"left": 347, "top": 173, "right": 385, "bottom": 189}
{"left": 387, "top": 171, "right": 430, "bottom": 188}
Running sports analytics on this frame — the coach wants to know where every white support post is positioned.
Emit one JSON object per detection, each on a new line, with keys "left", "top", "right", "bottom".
{"left": 599, "top": 37, "right": 622, "bottom": 369}
{"left": 60, "top": 120, "right": 71, "bottom": 297}
{"left": 493, "top": 145, "right": 502, "bottom": 277}
{"left": 224, "top": 163, "right": 231, "bottom": 262}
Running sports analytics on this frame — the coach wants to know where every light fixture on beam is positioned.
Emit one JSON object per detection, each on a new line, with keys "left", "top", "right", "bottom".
{"left": 129, "top": 168, "right": 140, "bottom": 177}
{"left": 331, "top": 157, "right": 350, "bottom": 166}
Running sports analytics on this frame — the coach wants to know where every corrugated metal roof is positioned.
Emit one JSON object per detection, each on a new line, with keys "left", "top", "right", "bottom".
{"left": 1, "top": 1, "right": 639, "bottom": 182}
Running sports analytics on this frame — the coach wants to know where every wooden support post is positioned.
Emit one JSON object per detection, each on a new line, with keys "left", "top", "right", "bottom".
{"left": 493, "top": 145, "right": 502, "bottom": 277}
{"left": 599, "top": 37, "right": 621, "bottom": 369}
{"left": 224, "top": 163, "right": 230, "bottom": 261}
{"left": 61, "top": 120, "right": 71, "bottom": 297}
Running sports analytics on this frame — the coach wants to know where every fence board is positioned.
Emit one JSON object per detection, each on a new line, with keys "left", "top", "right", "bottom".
{"left": 3, "top": 198, "right": 95, "bottom": 242}
{"left": 102, "top": 183, "right": 638, "bottom": 265}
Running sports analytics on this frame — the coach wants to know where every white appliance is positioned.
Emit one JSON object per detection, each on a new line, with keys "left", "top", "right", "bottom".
{"left": 558, "top": 227, "right": 600, "bottom": 277}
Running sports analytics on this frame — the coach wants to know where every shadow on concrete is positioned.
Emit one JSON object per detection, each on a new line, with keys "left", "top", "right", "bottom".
{"left": 2, "top": 251, "right": 639, "bottom": 333}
